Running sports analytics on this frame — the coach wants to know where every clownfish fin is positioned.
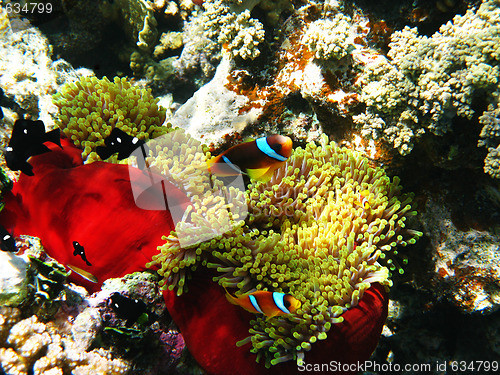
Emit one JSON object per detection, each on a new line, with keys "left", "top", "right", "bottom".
{"left": 265, "top": 311, "right": 280, "bottom": 321}
{"left": 246, "top": 166, "right": 273, "bottom": 182}
{"left": 205, "top": 156, "right": 217, "bottom": 170}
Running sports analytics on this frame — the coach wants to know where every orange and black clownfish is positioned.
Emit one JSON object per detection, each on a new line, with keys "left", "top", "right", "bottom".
{"left": 355, "top": 190, "right": 372, "bottom": 211}
{"left": 225, "top": 288, "right": 301, "bottom": 319}
{"left": 207, "top": 135, "right": 293, "bottom": 182}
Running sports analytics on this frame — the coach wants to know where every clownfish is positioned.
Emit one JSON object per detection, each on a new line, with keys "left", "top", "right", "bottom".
{"left": 355, "top": 190, "right": 371, "bottom": 210}
{"left": 225, "top": 288, "right": 301, "bottom": 319}
{"left": 206, "top": 135, "right": 293, "bottom": 182}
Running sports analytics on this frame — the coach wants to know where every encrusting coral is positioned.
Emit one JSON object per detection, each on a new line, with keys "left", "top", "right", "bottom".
{"left": 0, "top": 307, "right": 130, "bottom": 375}
{"left": 353, "top": 0, "right": 500, "bottom": 158}
{"left": 478, "top": 99, "right": 500, "bottom": 178}
{"left": 52, "top": 76, "right": 168, "bottom": 161}
{"left": 149, "top": 134, "right": 421, "bottom": 368}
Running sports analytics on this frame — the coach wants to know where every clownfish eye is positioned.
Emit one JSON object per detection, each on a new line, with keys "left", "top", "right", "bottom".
{"left": 284, "top": 298, "right": 291, "bottom": 309}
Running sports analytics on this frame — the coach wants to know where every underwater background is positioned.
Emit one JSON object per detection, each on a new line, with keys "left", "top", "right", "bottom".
{"left": 1, "top": 0, "right": 500, "bottom": 374}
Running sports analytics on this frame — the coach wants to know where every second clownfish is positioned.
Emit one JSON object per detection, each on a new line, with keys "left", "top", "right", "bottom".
{"left": 206, "top": 135, "right": 293, "bottom": 182}
{"left": 355, "top": 190, "right": 372, "bottom": 211}
{"left": 225, "top": 288, "right": 301, "bottom": 318}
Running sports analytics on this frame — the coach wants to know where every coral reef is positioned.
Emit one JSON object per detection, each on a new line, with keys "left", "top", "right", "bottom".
{"left": 52, "top": 76, "right": 169, "bottom": 160}
{"left": 303, "top": 13, "right": 354, "bottom": 61}
{"left": 0, "top": 312, "right": 131, "bottom": 375}
{"left": 0, "top": 237, "right": 192, "bottom": 375}
{"left": 150, "top": 134, "right": 421, "bottom": 368}
{"left": 354, "top": 0, "right": 500, "bottom": 159}
{"left": 169, "top": 57, "right": 263, "bottom": 142}
{"left": 419, "top": 195, "right": 500, "bottom": 313}
{"left": 202, "top": 0, "right": 265, "bottom": 60}
{"left": 0, "top": 5, "right": 59, "bottom": 123}
{"left": 171, "top": 0, "right": 292, "bottom": 84}
{"left": 478, "top": 99, "right": 500, "bottom": 178}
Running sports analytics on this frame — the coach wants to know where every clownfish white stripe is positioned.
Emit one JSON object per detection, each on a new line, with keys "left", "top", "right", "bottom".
{"left": 256, "top": 137, "right": 288, "bottom": 162}
{"left": 248, "top": 294, "right": 264, "bottom": 314}
{"left": 221, "top": 155, "right": 244, "bottom": 174}
{"left": 273, "top": 292, "right": 291, "bottom": 314}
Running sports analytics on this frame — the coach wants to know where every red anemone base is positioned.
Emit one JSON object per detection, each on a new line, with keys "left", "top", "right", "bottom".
{"left": 164, "top": 269, "right": 388, "bottom": 375}
{"left": 0, "top": 138, "right": 189, "bottom": 292}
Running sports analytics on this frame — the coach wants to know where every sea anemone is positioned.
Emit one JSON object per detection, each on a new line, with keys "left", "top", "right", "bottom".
{"left": 150, "top": 134, "right": 421, "bottom": 369}
{"left": 0, "top": 138, "right": 190, "bottom": 293}
{"left": 52, "top": 76, "right": 169, "bottom": 160}
{"left": 144, "top": 129, "right": 248, "bottom": 294}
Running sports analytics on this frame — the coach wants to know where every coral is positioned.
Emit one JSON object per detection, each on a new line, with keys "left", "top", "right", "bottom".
{"left": 0, "top": 5, "right": 59, "bottom": 123}
{"left": 0, "top": 313, "right": 130, "bottom": 375}
{"left": 110, "top": 0, "right": 159, "bottom": 51}
{"left": 201, "top": 0, "right": 265, "bottom": 60}
{"left": 150, "top": 134, "right": 421, "bottom": 368}
{"left": 172, "top": 0, "right": 266, "bottom": 82}
{"left": 153, "top": 31, "right": 183, "bottom": 59}
{"left": 302, "top": 13, "right": 354, "bottom": 60}
{"left": 0, "top": 138, "right": 190, "bottom": 293}
{"left": 52, "top": 76, "right": 168, "bottom": 160}
{"left": 96, "top": 272, "right": 189, "bottom": 372}
{"left": 354, "top": 0, "right": 500, "bottom": 156}
{"left": 478, "top": 100, "right": 500, "bottom": 178}
{"left": 484, "top": 146, "right": 500, "bottom": 179}
{"left": 421, "top": 195, "right": 500, "bottom": 313}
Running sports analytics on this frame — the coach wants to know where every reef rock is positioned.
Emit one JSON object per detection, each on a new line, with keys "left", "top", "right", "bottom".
{"left": 421, "top": 196, "right": 500, "bottom": 313}
{"left": 0, "top": 251, "right": 29, "bottom": 307}
{"left": 169, "top": 56, "right": 262, "bottom": 145}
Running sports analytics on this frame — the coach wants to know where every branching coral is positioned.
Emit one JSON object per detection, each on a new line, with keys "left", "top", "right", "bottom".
{"left": 179, "top": 0, "right": 265, "bottom": 64}
{"left": 0, "top": 309, "right": 130, "bottom": 375}
{"left": 52, "top": 76, "right": 169, "bottom": 160}
{"left": 150, "top": 134, "right": 421, "bottom": 367}
{"left": 203, "top": 0, "right": 265, "bottom": 60}
{"left": 354, "top": 0, "right": 500, "bottom": 156}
